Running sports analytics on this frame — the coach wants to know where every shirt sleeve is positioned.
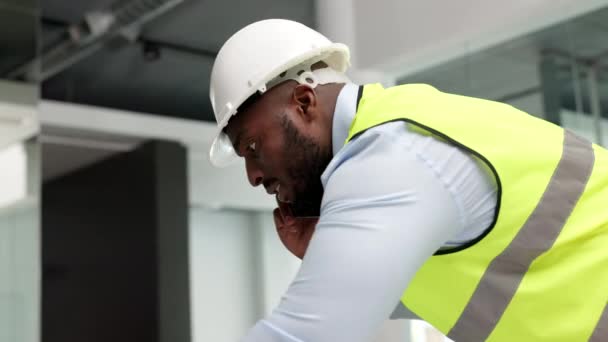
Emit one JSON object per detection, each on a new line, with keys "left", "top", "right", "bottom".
{"left": 241, "top": 122, "right": 488, "bottom": 341}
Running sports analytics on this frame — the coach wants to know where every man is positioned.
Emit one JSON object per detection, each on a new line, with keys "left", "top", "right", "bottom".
{"left": 208, "top": 19, "right": 608, "bottom": 341}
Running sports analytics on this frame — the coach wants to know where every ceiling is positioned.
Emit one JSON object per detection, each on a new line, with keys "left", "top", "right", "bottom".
{"left": 398, "top": 5, "right": 608, "bottom": 117}
{"left": 0, "top": 0, "right": 315, "bottom": 181}
{"left": 41, "top": 126, "right": 142, "bottom": 180}
{"left": 39, "top": 0, "right": 316, "bottom": 122}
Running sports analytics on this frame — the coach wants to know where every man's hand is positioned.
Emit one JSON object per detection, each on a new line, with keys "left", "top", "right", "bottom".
{"left": 273, "top": 200, "right": 317, "bottom": 259}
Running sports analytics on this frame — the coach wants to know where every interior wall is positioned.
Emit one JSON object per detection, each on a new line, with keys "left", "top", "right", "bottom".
{"left": 0, "top": 200, "right": 39, "bottom": 342}
{"left": 505, "top": 93, "right": 545, "bottom": 118}
{"left": 188, "top": 152, "right": 274, "bottom": 211}
{"left": 0, "top": 79, "right": 40, "bottom": 342}
{"left": 188, "top": 208, "right": 301, "bottom": 342}
{"left": 0, "top": 81, "right": 39, "bottom": 158}
{"left": 351, "top": 0, "right": 608, "bottom": 75}
{"left": 42, "top": 145, "right": 159, "bottom": 342}
{"left": 254, "top": 212, "right": 301, "bottom": 315}
{"left": 189, "top": 208, "right": 259, "bottom": 342}
{"left": 42, "top": 141, "right": 190, "bottom": 342}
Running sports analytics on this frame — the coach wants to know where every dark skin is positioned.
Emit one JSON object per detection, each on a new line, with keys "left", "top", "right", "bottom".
{"left": 225, "top": 80, "right": 345, "bottom": 259}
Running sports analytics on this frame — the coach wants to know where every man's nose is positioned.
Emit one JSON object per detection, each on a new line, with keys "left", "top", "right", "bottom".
{"left": 245, "top": 157, "right": 263, "bottom": 187}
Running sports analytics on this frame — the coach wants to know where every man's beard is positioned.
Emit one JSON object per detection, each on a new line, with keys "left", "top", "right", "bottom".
{"left": 281, "top": 115, "right": 332, "bottom": 217}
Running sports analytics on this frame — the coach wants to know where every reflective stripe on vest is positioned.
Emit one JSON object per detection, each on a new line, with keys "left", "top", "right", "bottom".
{"left": 448, "top": 131, "right": 595, "bottom": 341}
{"left": 590, "top": 303, "right": 608, "bottom": 342}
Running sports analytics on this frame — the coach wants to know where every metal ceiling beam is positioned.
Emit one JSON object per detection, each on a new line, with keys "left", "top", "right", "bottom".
{"left": 139, "top": 38, "right": 218, "bottom": 59}
{"left": 40, "top": 17, "right": 218, "bottom": 60}
{"left": 6, "top": 0, "right": 185, "bottom": 82}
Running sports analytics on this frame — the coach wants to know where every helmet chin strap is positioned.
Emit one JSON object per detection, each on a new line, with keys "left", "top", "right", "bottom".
{"left": 266, "top": 60, "right": 351, "bottom": 90}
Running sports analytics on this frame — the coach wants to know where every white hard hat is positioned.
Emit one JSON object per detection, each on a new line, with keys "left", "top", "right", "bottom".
{"left": 208, "top": 19, "right": 351, "bottom": 167}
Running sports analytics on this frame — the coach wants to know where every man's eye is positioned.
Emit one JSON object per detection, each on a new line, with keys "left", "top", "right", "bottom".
{"left": 247, "top": 141, "right": 256, "bottom": 153}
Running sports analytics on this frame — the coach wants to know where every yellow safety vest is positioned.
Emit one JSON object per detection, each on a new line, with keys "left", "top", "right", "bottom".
{"left": 347, "top": 84, "right": 608, "bottom": 341}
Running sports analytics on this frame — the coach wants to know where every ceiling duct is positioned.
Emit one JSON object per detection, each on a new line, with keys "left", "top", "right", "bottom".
{"left": 6, "top": 0, "right": 184, "bottom": 82}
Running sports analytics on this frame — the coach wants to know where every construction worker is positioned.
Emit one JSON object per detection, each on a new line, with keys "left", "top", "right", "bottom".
{"left": 208, "top": 19, "right": 608, "bottom": 341}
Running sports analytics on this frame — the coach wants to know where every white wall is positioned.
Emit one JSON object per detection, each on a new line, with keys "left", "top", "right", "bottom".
{"left": 352, "top": 0, "right": 608, "bottom": 76}
{"left": 189, "top": 207, "right": 300, "bottom": 342}
{"left": 189, "top": 208, "right": 259, "bottom": 342}
{"left": 0, "top": 101, "right": 38, "bottom": 152}
{"left": 0, "top": 81, "right": 40, "bottom": 342}
{"left": 0, "top": 81, "right": 38, "bottom": 156}
{"left": 0, "top": 142, "right": 39, "bottom": 342}
{"left": 0, "top": 201, "right": 39, "bottom": 342}
{"left": 188, "top": 152, "right": 274, "bottom": 211}
{"left": 505, "top": 93, "right": 544, "bottom": 118}
{"left": 316, "top": 0, "right": 608, "bottom": 78}
{"left": 254, "top": 213, "right": 301, "bottom": 315}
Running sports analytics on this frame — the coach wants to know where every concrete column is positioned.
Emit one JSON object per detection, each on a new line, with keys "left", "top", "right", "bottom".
{"left": 315, "top": 0, "right": 396, "bottom": 86}
{"left": 315, "top": 0, "right": 358, "bottom": 65}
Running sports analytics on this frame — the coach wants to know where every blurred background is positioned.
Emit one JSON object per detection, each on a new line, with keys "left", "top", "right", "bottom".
{"left": 0, "top": 0, "right": 606, "bottom": 341}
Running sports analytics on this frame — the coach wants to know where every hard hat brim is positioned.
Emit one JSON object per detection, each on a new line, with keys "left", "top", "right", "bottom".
{"left": 209, "top": 129, "right": 238, "bottom": 167}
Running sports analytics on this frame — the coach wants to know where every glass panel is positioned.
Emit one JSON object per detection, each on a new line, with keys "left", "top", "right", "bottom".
{"left": 0, "top": 0, "right": 40, "bottom": 341}
{"left": 398, "top": 6, "right": 608, "bottom": 147}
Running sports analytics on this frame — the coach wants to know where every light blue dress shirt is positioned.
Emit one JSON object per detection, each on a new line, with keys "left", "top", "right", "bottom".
{"left": 242, "top": 83, "right": 498, "bottom": 341}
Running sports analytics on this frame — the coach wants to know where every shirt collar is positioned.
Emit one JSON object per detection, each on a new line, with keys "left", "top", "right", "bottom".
{"left": 331, "top": 83, "right": 359, "bottom": 156}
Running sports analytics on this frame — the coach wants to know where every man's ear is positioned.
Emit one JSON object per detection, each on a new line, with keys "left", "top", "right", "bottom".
{"left": 292, "top": 84, "right": 317, "bottom": 121}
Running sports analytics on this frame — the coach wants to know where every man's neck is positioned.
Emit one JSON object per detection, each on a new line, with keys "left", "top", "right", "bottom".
{"left": 318, "top": 82, "right": 347, "bottom": 155}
